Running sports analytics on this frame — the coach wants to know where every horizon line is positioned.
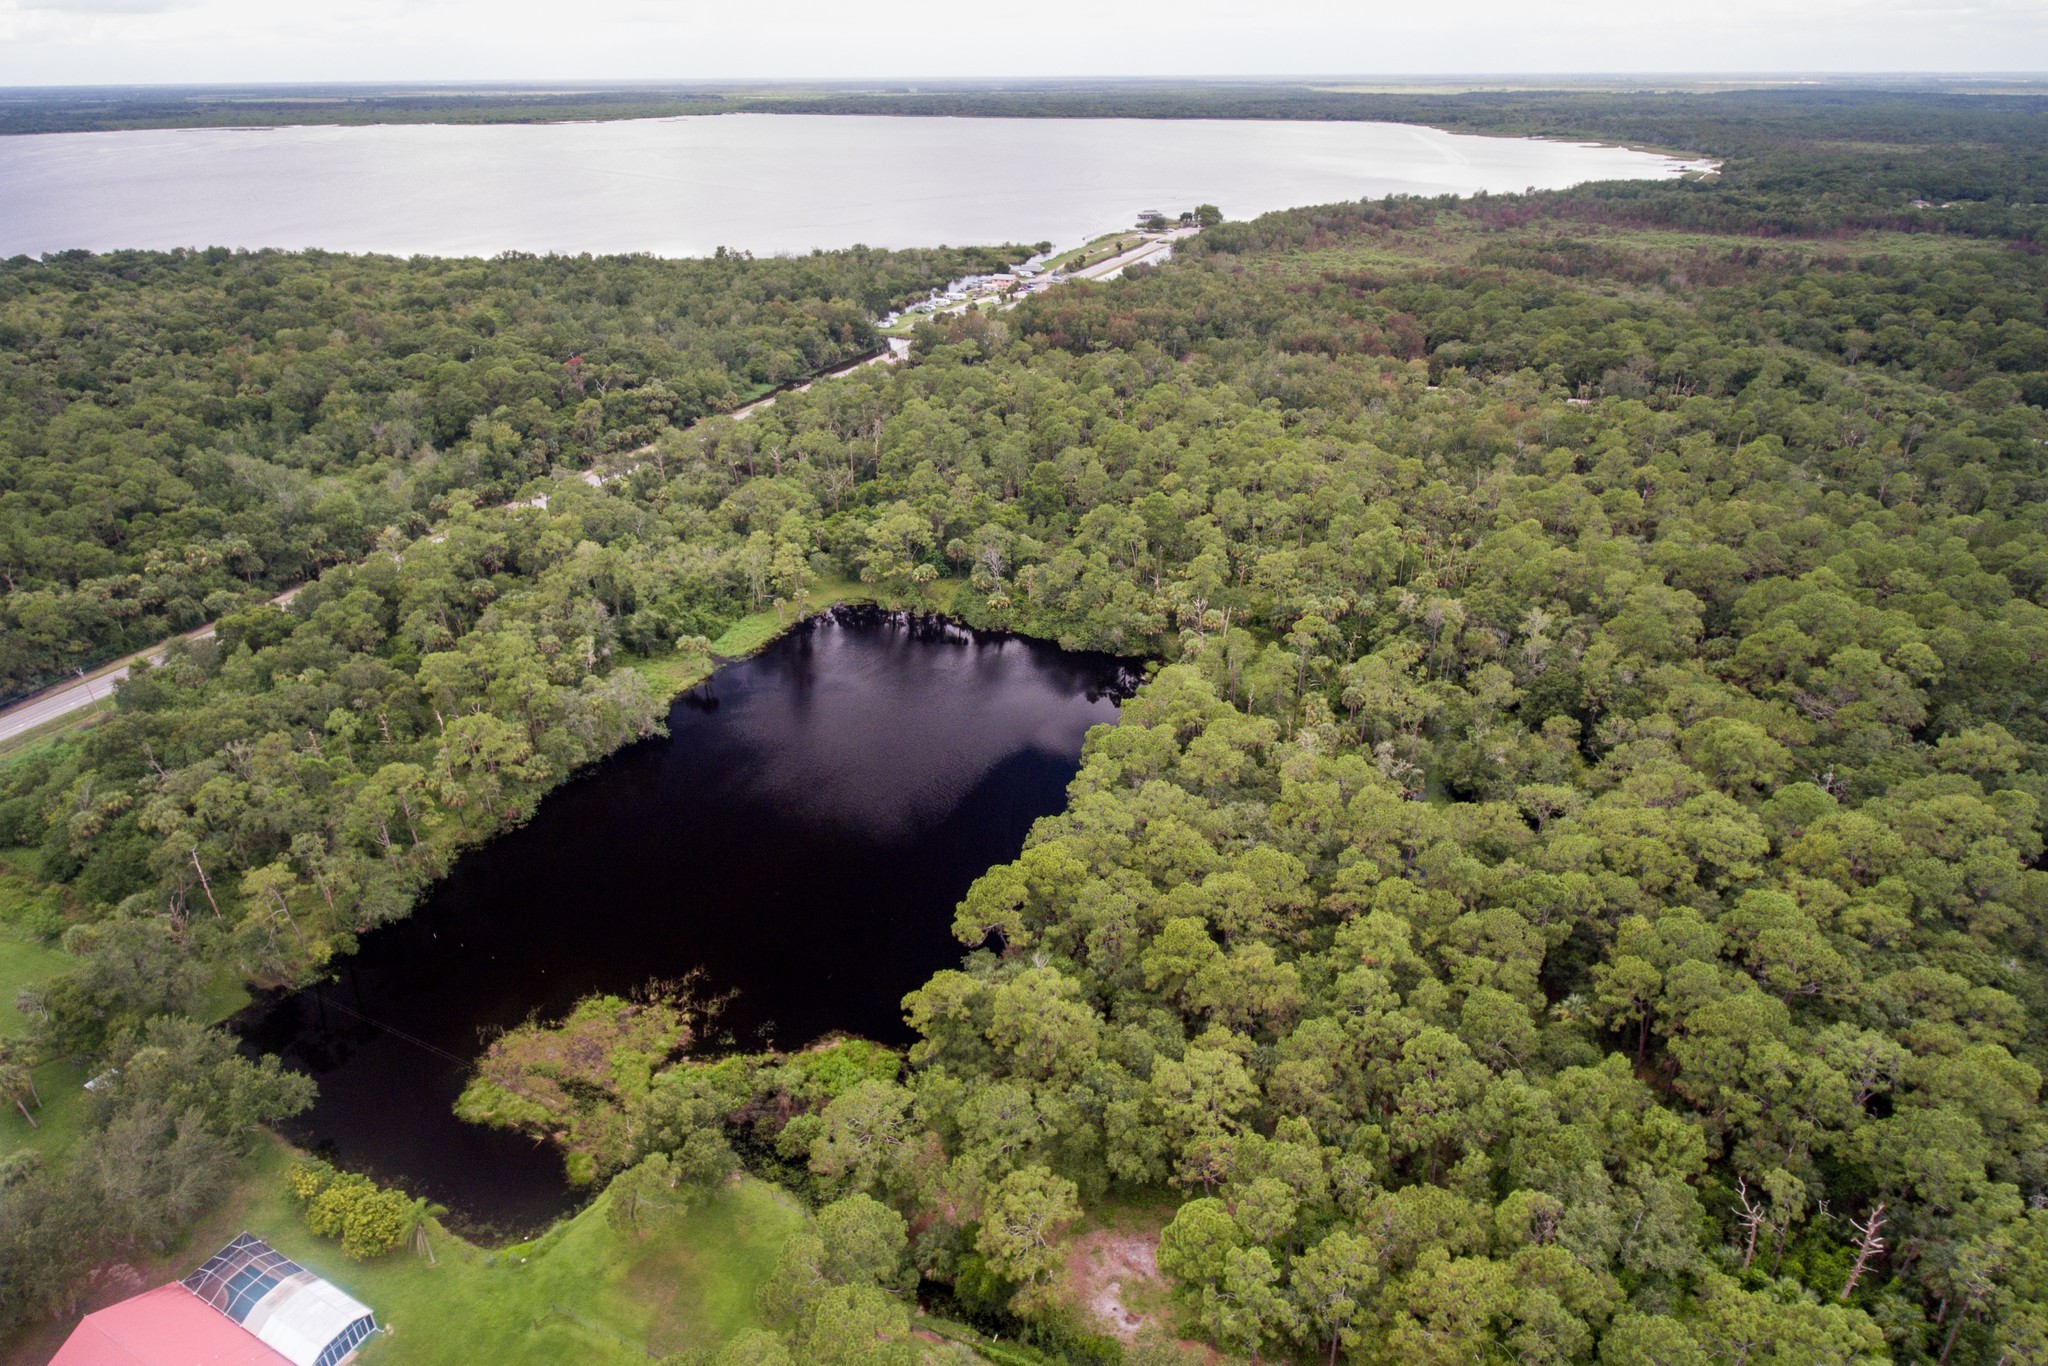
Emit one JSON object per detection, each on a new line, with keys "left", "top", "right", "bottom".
{"left": 3, "top": 71, "right": 2048, "bottom": 95}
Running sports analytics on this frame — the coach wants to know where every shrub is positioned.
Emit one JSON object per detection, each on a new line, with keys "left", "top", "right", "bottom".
{"left": 284, "top": 1159, "right": 337, "bottom": 1206}
{"left": 299, "top": 1169, "right": 411, "bottom": 1259}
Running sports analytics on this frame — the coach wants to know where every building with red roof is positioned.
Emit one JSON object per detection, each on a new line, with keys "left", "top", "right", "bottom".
{"left": 51, "top": 1235, "right": 376, "bottom": 1366}
{"left": 50, "top": 1284, "right": 291, "bottom": 1366}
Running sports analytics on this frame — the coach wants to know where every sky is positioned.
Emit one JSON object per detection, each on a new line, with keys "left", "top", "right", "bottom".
{"left": 0, "top": 0, "right": 2043, "bottom": 87}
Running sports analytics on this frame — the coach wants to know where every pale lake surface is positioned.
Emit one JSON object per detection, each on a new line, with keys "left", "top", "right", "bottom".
{"left": 0, "top": 113, "right": 1700, "bottom": 258}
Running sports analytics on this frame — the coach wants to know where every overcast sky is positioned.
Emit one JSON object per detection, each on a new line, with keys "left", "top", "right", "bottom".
{"left": 1, "top": 0, "right": 2042, "bottom": 87}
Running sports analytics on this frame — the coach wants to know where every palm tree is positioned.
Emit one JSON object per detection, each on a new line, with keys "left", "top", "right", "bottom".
{"left": 0, "top": 1044, "right": 40, "bottom": 1129}
{"left": 400, "top": 1196, "right": 448, "bottom": 1265}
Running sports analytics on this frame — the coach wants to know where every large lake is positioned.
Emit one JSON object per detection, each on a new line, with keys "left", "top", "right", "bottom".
{"left": 235, "top": 607, "right": 1136, "bottom": 1235}
{"left": 0, "top": 114, "right": 1700, "bottom": 257}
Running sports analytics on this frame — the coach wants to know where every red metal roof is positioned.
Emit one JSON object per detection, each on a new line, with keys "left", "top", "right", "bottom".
{"left": 51, "top": 1284, "right": 293, "bottom": 1366}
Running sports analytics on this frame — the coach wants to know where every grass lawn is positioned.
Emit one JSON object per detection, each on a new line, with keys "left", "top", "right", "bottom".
{"left": 0, "top": 979, "right": 250, "bottom": 1167}
{"left": 0, "top": 927, "right": 65, "bottom": 1042}
{"left": 624, "top": 647, "right": 721, "bottom": 702}
{"left": 344, "top": 1170, "right": 806, "bottom": 1365}
{"left": 0, "top": 846, "right": 83, "bottom": 1156}
{"left": 6, "top": 1136, "right": 811, "bottom": 1366}
{"left": 625, "top": 580, "right": 876, "bottom": 700}
{"left": 710, "top": 609, "right": 803, "bottom": 659}
{"left": 621, "top": 578, "right": 884, "bottom": 698}
{"left": 1043, "top": 231, "right": 1147, "bottom": 274}
{"left": 0, "top": 846, "right": 253, "bottom": 1166}
{"left": 706, "top": 577, "right": 871, "bottom": 659}
{"left": 0, "top": 1057, "right": 91, "bottom": 1165}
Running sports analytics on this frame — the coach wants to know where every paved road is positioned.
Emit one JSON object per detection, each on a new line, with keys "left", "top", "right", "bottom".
{"left": 731, "top": 337, "right": 909, "bottom": 422}
{"left": 1068, "top": 228, "right": 1193, "bottom": 282}
{"left": 0, "top": 585, "right": 301, "bottom": 745}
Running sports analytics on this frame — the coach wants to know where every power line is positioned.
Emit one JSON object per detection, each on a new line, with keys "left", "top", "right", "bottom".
{"left": 308, "top": 988, "right": 470, "bottom": 1067}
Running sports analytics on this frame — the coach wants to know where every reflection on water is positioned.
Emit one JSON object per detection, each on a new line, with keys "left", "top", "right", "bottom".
{"left": 727, "top": 614, "right": 1127, "bottom": 838}
{"left": 234, "top": 607, "right": 1136, "bottom": 1236}
{"left": 0, "top": 114, "right": 1699, "bottom": 257}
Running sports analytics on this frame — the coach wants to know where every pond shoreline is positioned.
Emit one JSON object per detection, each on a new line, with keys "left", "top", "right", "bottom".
{"left": 233, "top": 604, "right": 1140, "bottom": 1238}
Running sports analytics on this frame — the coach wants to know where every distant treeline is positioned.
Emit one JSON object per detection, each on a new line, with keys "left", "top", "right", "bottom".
{"left": 4, "top": 80, "right": 2044, "bottom": 160}
{"left": 0, "top": 83, "right": 740, "bottom": 135}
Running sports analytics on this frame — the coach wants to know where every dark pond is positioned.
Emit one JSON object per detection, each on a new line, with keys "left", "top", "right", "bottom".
{"left": 235, "top": 606, "right": 1136, "bottom": 1237}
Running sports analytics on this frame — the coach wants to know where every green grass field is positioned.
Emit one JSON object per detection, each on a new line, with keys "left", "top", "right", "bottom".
{"left": 340, "top": 1170, "right": 807, "bottom": 1364}
{"left": 1043, "top": 230, "right": 1148, "bottom": 274}
{"left": 0, "top": 848, "right": 92, "bottom": 1171}
{"left": 0, "top": 845, "right": 76, "bottom": 1147}
{"left": 708, "top": 608, "right": 802, "bottom": 659}
{"left": 705, "top": 577, "right": 871, "bottom": 659}
{"left": 0, "top": 848, "right": 253, "bottom": 1165}
{"left": 624, "top": 646, "right": 721, "bottom": 701}
{"left": 0, "top": 1057, "right": 91, "bottom": 1165}
{"left": 0, "top": 851, "right": 88, "bottom": 1159}
{"left": 5, "top": 1135, "right": 813, "bottom": 1365}
{"left": 0, "top": 927, "right": 65, "bottom": 1042}
{"left": 622, "top": 578, "right": 878, "bottom": 703}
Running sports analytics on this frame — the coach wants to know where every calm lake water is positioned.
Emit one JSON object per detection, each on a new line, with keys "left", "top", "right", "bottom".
{"left": 0, "top": 114, "right": 1699, "bottom": 257}
{"left": 234, "top": 607, "right": 1136, "bottom": 1235}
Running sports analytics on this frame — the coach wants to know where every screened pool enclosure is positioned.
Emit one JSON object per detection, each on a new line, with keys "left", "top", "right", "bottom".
{"left": 182, "top": 1234, "right": 378, "bottom": 1366}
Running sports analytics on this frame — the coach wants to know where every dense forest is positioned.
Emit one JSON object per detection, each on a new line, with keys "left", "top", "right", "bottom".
{"left": 4, "top": 89, "right": 2048, "bottom": 1364}
{"left": 0, "top": 242, "right": 1021, "bottom": 699}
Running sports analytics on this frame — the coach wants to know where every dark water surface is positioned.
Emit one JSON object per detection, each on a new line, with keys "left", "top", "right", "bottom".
{"left": 235, "top": 607, "right": 1136, "bottom": 1235}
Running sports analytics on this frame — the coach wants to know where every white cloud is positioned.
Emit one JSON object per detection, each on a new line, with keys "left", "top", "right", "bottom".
{"left": 0, "top": 0, "right": 2041, "bottom": 84}
{"left": 18, "top": 0, "right": 197, "bottom": 11}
